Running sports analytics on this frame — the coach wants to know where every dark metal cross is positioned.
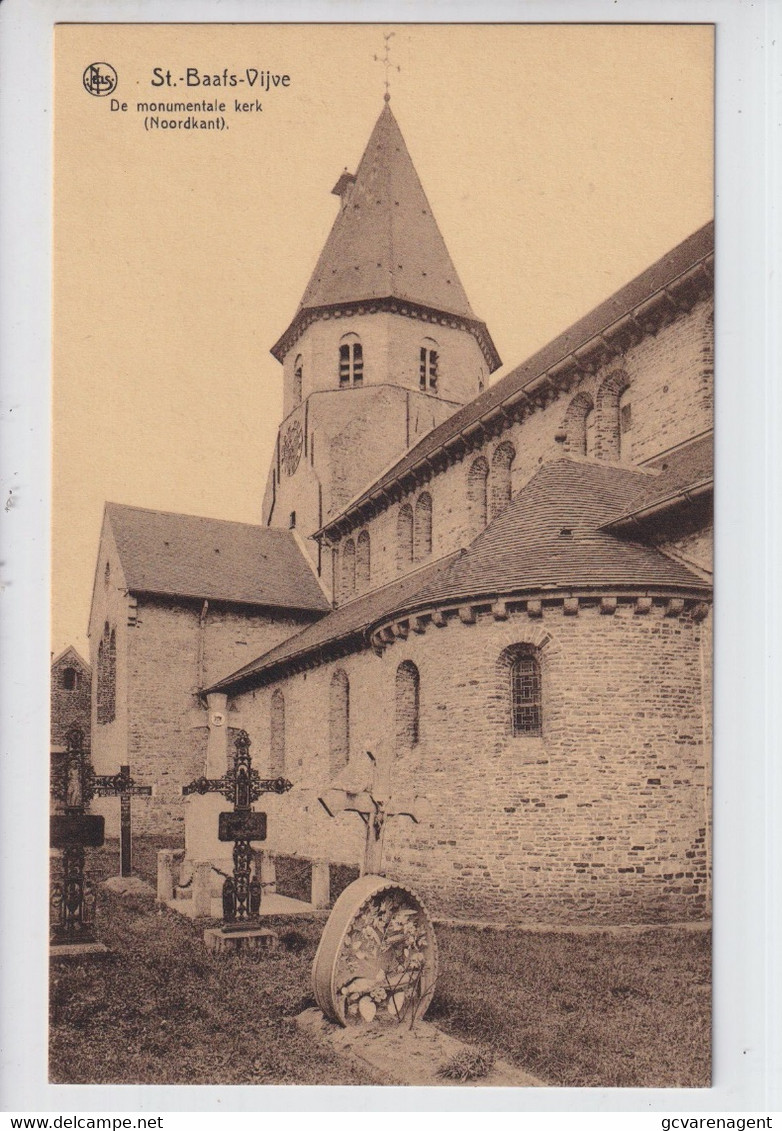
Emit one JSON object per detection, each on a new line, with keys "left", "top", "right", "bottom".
{"left": 50, "top": 726, "right": 105, "bottom": 944}
{"left": 92, "top": 765, "right": 152, "bottom": 878}
{"left": 182, "top": 730, "right": 292, "bottom": 928}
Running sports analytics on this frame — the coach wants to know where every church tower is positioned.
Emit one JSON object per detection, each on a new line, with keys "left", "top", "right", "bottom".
{"left": 262, "top": 101, "right": 501, "bottom": 581}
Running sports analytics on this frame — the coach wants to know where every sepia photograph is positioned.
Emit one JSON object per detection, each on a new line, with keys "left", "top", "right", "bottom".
{"left": 47, "top": 21, "right": 715, "bottom": 1092}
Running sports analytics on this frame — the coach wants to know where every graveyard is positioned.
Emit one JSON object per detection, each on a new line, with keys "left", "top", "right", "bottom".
{"left": 49, "top": 724, "right": 711, "bottom": 1088}
{"left": 50, "top": 832, "right": 710, "bottom": 1089}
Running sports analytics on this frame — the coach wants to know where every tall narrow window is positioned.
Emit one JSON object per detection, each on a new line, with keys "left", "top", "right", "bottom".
{"left": 356, "top": 530, "right": 371, "bottom": 589}
{"left": 490, "top": 442, "right": 516, "bottom": 519}
{"left": 595, "top": 371, "right": 630, "bottom": 461}
{"left": 270, "top": 689, "right": 286, "bottom": 776}
{"left": 467, "top": 457, "right": 489, "bottom": 537}
{"left": 397, "top": 504, "right": 414, "bottom": 570}
{"left": 339, "top": 334, "right": 363, "bottom": 387}
{"left": 342, "top": 538, "right": 356, "bottom": 597}
{"left": 561, "top": 392, "right": 595, "bottom": 457}
{"left": 619, "top": 388, "right": 632, "bottom": 461}
{"left": 510, "top": 649, "right": 542, "bottom": 736}
{"left": 97, "top": 622, "right": 116, "bottom": 724}
{"left": 293, "top": 355, "right": 303, "bottom": 406}
{"left": 419, "top": 339, "right": 439, "bottom": 392}
{"left": 395, "top": 661, "right": 420, "bottom": 752}
{"left": 329, "top": 669, "right": 350, "bottom": 775}
{"left": 414, "top": 493, "right": 433, "bottom": 561}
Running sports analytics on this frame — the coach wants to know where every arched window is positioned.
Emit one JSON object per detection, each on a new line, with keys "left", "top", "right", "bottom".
{"left": 467, "top": 456, "right": 489, "bottom": 537}
{"left": 490, "top": 442, "right": 516, "bottom": 519}
{"left": 356, "top": 530, "right": 371, "bottom": 588}
{"left": 97, "top": 623, "right": 116, "bottom": 725}
{"left": 618, "top": 387, "right": 632, "bottom": 460}
{"left": 561, "top": 391, "right": 595, "bottom": 457}
{"left": 293, "top": 355, "right": 303, "bottom": 406}
{"left": 270, "top": 689, "right": 286, "bottom": 776}
{"left": 329, "top": 669, "right": 350, "bottom": 775}
{"left": 339, "top": 333, "right": 363, "bottom": 387}
{"left": 395, "top": 661, "right": 420, "bottom": 752}
{"left": 414, "top": 493, "right": 433, "bottom": 561}
{"left": 507, "top": 647, "right": 542, "bottom": 736}
{"left": 61, "top": 667, "right": 78, "bottom": 691}
{"left": 595, "top": 371, "right": 630, "bottom": 461}
{"left": 341, "top": 538, "right": 356, "bottom": 597}
{"left": 397, "top": 504, "right": 414, "bottom": 570}
{"left": 419, "top": 338, "right": 439, "bottom": 392}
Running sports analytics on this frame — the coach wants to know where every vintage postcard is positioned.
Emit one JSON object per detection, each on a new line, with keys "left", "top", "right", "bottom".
{"left": 47, "top": 21, "right": 716, "bottom": 1093}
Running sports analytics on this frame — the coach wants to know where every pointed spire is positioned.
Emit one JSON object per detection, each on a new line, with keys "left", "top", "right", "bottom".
{"left": 300, "top": 104, "right": 476, "bottom": 319}
{"left": 272, "top": 103, "right": 500, "bottom": 372}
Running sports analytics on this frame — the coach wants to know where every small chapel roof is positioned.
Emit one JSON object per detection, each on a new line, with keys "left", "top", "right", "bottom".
{"left": 271, "top": 104, "right": 500, "bottom": 369}
{"left": 105, "top": 503, "right": 330, "bottom": 613}
{"left": 315, "top": 220, "right": 714, "bottom": 538}
{"left": 51, "top": 645, "right": 91, "bottom": 673}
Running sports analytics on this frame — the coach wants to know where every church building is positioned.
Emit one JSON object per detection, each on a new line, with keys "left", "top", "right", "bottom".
{"left": 88, "top": 101, "right": 713, "bottom": 924}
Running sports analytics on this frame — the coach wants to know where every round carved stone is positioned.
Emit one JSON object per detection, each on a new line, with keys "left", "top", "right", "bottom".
{"left": 280, "top": 420, "right": 303, "bottom": 476}
{"left": 312, "top": 875, "right": 438, "bottom": 1028}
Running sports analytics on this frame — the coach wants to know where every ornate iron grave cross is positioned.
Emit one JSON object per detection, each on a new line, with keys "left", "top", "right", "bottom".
{"left": 319, "top": 747, "right": 429, "bottom": 876}
{"left": 182, "top": 730, "right": 292, "bottom": 929}
{"left": 91, "top": 764, "right": 152, "bottom": 878}
{"left": 50, "top": 726, "right": 105, "bottom": 944}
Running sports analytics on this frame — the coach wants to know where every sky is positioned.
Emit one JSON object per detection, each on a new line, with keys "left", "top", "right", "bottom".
{"left": 52, "top": 22, "right": 714, "bottom": 658}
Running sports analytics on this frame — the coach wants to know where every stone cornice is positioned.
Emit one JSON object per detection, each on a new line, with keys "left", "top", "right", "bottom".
{"left": 270, "top": 296, "right": 502, "bottom": 372}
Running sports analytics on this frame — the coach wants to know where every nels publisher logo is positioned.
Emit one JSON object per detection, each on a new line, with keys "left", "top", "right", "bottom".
{"left": 83, "top": 62, "right": 118, "bottom": 97}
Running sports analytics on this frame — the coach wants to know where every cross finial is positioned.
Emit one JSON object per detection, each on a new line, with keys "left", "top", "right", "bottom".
{"left": 373, "top": 31, "right": 400, "bottom": 102}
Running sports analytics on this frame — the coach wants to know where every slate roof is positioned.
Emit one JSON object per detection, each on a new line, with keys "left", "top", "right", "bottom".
{"left": 210, "top": 458, "right": 709, "bottom": 693}
{"left": 403, "top": 460, "right": 709, "bottom": 612}
{"left": 318, "top": 221, "right": 714, "bottom": 535}
{"left": 297, "top": 104, "right": 476, "bottom": 320}
{"left": 208, "top": 553, "right": 461, "bottom": 692}
{"left": 105, "top": 503, "right": 330, "bottom": 613}
{"left": 602, "top": 434, "right": 713, "bottom": 532}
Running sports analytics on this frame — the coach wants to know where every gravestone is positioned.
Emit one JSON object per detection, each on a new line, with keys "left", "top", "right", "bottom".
{"left": 312, "top": 745, "right": 437, "bottom": 1027}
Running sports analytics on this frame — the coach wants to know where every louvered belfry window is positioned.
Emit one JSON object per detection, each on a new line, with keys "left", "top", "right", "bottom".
{"left": 419, "top": 347, "right": 439, "bottom": 392}
{"left": 510, "top": 651, "right": 542, "bottom": 736}
{"left": 339, "top": 337, "right": 363, "bottom": 387}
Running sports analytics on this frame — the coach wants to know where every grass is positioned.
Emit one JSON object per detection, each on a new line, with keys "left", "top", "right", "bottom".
{"left": 49, "top": 838, "right": 710, "bottom": 1088}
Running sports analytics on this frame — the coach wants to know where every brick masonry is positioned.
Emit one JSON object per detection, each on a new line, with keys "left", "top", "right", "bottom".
{"left": 231, "top": 600, "right": 710, "bottom": 924}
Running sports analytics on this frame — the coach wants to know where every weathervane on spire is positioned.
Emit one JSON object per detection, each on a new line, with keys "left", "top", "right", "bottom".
{"left": 374, "top": 31, "right": 400, "bottom": 102}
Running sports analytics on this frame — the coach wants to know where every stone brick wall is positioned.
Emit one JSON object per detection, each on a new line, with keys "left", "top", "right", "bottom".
{"left": 327, "top": 296, "right": 714, "bottom": 601}
{"left": 230, "top": 598, "right": 711, "bottom": 925}
{"left": 90, "top": 577, "right": 316, "bottom": 836}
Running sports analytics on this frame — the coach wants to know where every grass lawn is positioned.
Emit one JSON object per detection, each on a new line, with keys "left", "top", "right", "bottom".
{"left": 49, "top": 839, "right": 710, "bottom": 1088}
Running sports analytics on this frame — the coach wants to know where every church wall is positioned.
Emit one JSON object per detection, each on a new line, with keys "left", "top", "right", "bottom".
{"left": 329, "top": 297, "right": 714, "bottom": 602}
{"left": 230, "top": 599, "right": 710, "bottom": 925}
{"left": 119, "top": 596, "right": 318, "bottom": 836}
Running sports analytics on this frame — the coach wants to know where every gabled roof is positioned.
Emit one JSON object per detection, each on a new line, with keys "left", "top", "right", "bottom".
{"left": 316, "top": 221, "right": 714, "bottom": 538}
{"left": 272, "top": 104, "right": 500, "bottom": 369}
{"left": 208, "top": 552, "right": 460, "bottom": 693}
{"left": 104, "top": 503, "right": 330, "bottom": 614}
{"left": 211, "top": 457, "right": 710, "bottom": 694}
{"left": 51, "top": 645, "right": 91, "bottom": 673}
